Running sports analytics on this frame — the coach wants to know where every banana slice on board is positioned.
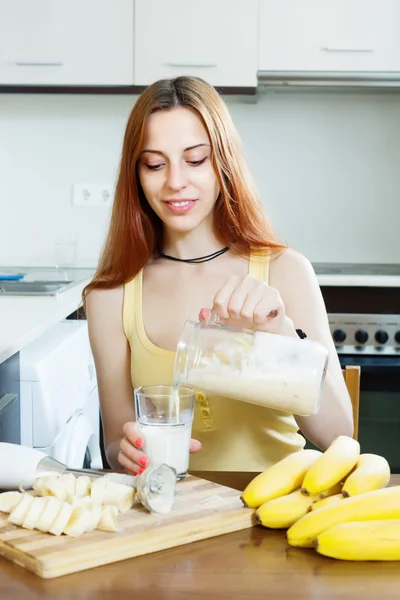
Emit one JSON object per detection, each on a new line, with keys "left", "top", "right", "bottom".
{"left": 49, "top": 502, "right": 74, "bottom": 536}
{"left": 8, "top": 494, "right": 35, "bottom": 526}
{"left": 63, "top": 505, "right": 92, "bottom": 538}
{"left": 60, "top": 474, "right": 76, "bottom": 502}
{"left": 35, "top": 497, "right": 63, "bottom": 533}
{"left": 22, "top": 496, "right": 47, "bottom": 530}
{"left": 0, "top": 491, "right": 23, "bottom": 514}
{"left": 75, "top": 476, "right": 91, "bottom": 498}
{"left": 90, "top": 478, "right": 109, "bottom": 504}
{"left": 102, "top": 481, "right": 135, "bottom": 513}
{"left": 97, "top": 505, "right": 119, "bottom": 533}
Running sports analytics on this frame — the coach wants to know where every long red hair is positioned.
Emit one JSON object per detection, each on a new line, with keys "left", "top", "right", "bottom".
{"left": 82, "top": 76, "right": 285, "bottom": 304}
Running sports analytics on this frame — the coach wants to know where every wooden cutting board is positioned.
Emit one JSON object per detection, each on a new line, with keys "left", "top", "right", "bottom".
{"left": 0, "top": 475, "right": 255, "bottom": 579}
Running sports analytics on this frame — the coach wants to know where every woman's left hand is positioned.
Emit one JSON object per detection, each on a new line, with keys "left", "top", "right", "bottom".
{"left": 199, "top": 274, "right": 297, "bottom": 336}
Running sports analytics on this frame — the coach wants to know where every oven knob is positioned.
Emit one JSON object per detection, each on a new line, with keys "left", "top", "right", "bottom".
{"left": 355, "top": 330, "right": 369, "bottom": 344}
{"left": 395, "top": 331, "right": 400, "bottom": 344}
{"left": 332, "top": 329, "right": 346, "bottom": 343}
{"left": 375, "top": 330, "right": 389, "bottom": 344}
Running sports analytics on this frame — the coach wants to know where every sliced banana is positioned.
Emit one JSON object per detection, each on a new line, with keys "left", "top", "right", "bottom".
{"left": 63, "top": 505, "right": 92, "bottom": 537}
{"left": 22, "top": 497, "right": 47, "bottom": 530}
{"left": 49, "top": 502, "right": 74, "bottom": 536}
{"left": 71, "top": 495, "right": 93, "bottom": 508}
{"left": 34, "top": 476, "right": 68, "bottom": 502}
{"left": 90, "top": 477, "right": 109, "bottom": 504}
{"left": 75, "top": 475, "right": 91, "bottom": 498}
{"left": 102, "top": 481, "right": 135, "bottom": 513}
{"left": 8, "top": 493, "right": 35, "bottom": 526}
{"left": 97, "top": 505, "right": 119, "bottom": 533}
{"left": 0, "top": 491, "right": 23, "bottom": 514}
{"left": 85, "top": 502, "right": 102, "bottom": 531}
{"left": 60, "top": 474, "right": 76, "bottom": 502}
{"left": 35, "top": 497, "right": 63, "bottom": 533}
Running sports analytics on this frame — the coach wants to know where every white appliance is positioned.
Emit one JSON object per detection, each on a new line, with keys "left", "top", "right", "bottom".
{"left": 19, "top": 320, "right": 103, "bottom": 469}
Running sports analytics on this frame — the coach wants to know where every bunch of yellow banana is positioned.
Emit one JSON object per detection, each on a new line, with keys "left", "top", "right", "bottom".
{"left": 287, "top": 485, "right": 400, "bottom": 547}
{"left": 241, "top": 435, "right": 399, "bottom": 560}
{"left": 314, "top": 519, "right": 400, "bottom": 561}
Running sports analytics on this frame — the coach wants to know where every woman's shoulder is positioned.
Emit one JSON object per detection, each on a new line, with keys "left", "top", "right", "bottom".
{"left": 269, "top": 247, "right": 318, "bottom": 291}
{"left": 85, "top": 285, "right": 125, "bottom": 322}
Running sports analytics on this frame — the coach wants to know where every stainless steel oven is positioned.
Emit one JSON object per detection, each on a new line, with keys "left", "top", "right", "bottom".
{"left": 316, "top": 269, "right": 400, "bottom": 473}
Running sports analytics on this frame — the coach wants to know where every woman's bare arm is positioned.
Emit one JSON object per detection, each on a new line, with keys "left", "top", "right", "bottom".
{"left": 85, "top": 286, "right": 135, "bottom": 468}
{"left": 270, "top": 248, "right": 354, "bottom": 450}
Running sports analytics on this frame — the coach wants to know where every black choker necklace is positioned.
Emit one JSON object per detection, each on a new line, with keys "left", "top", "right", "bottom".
{"left": 159, "top": 246, "right": 229, "bottom": 264}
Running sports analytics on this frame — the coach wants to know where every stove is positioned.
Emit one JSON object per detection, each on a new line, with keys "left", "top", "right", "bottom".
{"left": 315, "top": 264, "right": 400, "bottom": 356}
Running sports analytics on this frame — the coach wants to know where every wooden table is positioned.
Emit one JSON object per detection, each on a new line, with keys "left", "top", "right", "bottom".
{"left": 0, "top": 472, "right": 399, "bottom": 600}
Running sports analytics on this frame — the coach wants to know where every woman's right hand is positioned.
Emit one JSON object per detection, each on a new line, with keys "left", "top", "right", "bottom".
{"left": 118, "top": 421, "right": 202, "bottom": 476}
{"left": 118, "top": 422, "right": 148, "bottom": 475}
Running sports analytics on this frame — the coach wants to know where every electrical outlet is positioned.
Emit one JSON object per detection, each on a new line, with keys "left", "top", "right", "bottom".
{"left": 72, "top": 184, "right": 114, "bottom": 207}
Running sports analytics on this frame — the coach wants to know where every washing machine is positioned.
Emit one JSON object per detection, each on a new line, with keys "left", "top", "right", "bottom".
{"left": 19, "top": 319, "right": 103, "bottom": 469}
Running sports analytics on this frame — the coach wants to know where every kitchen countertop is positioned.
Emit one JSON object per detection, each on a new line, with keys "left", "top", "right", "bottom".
{"left": 0, "top": 471, "right": 399, "bottom": 600}
{"left": 0, "top": 268, "right": 93, "bottom": 363}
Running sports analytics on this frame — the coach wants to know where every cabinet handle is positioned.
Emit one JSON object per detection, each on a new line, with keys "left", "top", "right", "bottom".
{"left": 164, "top": 62, "right": 217, "bottom": 68}
{"left": 14, "top": 61, "right": 64, "bottom": 67}
{"left": 0, "top": 394, "right": 17, "bottom": 415}
{"left": 320, "top": 47, "right": 374, "bottom": 54}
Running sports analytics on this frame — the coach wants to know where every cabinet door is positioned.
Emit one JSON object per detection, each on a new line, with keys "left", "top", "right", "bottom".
{"left": 259, "top": 0, "right": 400, "bottom": 72}
{"left": 134, "top": 0, "right": 258, "bottom": 88}
{"left": 0, "top": 0, "right": 134, "bottom": 85}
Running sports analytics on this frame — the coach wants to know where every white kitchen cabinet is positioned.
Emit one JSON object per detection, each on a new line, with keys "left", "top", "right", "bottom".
{"left": 259, "top": 0, "right": 400, "bottom": 73}
{"left": 134, "top": 0, "right": 258, "bottom": 88}
{"left": 0, "top": 0, "right": 134, "bottom": 86}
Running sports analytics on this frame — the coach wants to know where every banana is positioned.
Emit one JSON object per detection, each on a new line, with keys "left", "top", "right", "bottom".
{"left": 63, "top": 505, "right": 92, "bottom": 537}
{"left": 311, "top": 493, "right": 345, "bottom": 511}
{"left": 35, "top": 476, "right": 69, "bottom": 502}
{"left": 90, "top": 477, "right": 109, "bottom": 504}
{"left": 256, "top": 489, "right": 314, "bottom": 529}
{"left": 102, "top": 481, "right": 135, "bottom": 513}
{"left": 8, "top": 493, "right": 34, "bottom": 526}
{"left": 49, "top": 502, "right": 73, "bottom": 536}
{"left": 75, "top": 476, "right": 91, "bottom": 498}
{"left": 301, "top": 436, "right": 360, "bottom": 496}
{"left": 0, "top": 491, "right": 22, "bottom": 513}
{"left": 60, "top": 474, "right": 76, "bottom": 502}
{"left": 85, "top": 503, "right": 103, "bottom": 531}
{"left": 341, "top": 453, "right": 391, "bottom": 497}
{"left": 22, "top": 497, "right": 47, "bottom": 530}
{"left": 241, "top": 449, "right": 322, "bottom": 508}
{"left": 287, "top": 485, "right": 400, "bottom": 548}
{"left": 97, "top": 505, "right": 119, "bottom": 533}
{"left": 35, "top": 497, "right": 63, "bottom": 533}
{"left": 314, "top": 520, "right": 400, "bottom": 561}
{"left": 317, "top": 482, "right": 343, "bottom": 500}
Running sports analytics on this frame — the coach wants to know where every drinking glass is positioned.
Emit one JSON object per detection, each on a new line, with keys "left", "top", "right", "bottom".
{"left": 134, "top": 384, "right": 195, "bottom": 480}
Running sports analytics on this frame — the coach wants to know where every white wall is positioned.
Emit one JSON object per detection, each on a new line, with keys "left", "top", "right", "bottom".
{"left": 1, "top": 88, "right": 399, "bottom": 267}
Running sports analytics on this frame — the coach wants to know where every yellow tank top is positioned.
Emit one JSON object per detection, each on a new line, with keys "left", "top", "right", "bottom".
{"left": 122, "top": 253, "right": 305, "bottom": 472}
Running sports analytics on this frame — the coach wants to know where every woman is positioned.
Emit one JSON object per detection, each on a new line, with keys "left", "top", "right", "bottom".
{"left": 83, "top": 76, "right": 353, "bottom": 476}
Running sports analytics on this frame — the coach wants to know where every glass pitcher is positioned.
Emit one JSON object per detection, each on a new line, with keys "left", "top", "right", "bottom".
{"left": 173, "top": 317, "right": 329, "bottom": 416}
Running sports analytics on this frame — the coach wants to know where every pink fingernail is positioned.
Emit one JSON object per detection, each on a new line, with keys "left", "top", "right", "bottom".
{"left": 135, "top": 437, "right": 143, "bottom": 449}
{"left": 138, "top": 467, "right": 145, "bottom": 474}
{"left": 139, "top": 456, "right": 147, "bottom": 467}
